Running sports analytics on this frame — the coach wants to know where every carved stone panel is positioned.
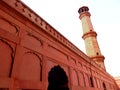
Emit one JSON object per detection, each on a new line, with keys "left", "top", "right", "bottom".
{"left": 19, "top": 51, "right": 42, "bottom": 81}
{"left": 84, "top": 73, "right": 90, "bottom": 87}
{"left": 0, "top": 17, "right": 19, "bottom": 35}
{"left": 71, "top": 69, "right": 79, "bottom": 86}
{"left": 69, "top": 57, "right": 76, "bottom": 66}
{"left": 21, "top": 31, "right": 43, "bottom": 52}
{"left": 78, "top": 72, "right": 85, "bottom": 86}
{"left": 0, "top": 39, "right": 14, "bottom": 77}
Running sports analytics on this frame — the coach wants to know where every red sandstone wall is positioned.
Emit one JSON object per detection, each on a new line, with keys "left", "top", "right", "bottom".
{"left": 0, "top": 0, "right": 119, "bottom": 90}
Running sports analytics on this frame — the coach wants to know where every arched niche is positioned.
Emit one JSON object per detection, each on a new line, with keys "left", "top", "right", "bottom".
{"left": 19, "top": 51, "right": 42, "bottom": 81}
{"left": 0, "top": 39, "right": 14, "bottom": 77}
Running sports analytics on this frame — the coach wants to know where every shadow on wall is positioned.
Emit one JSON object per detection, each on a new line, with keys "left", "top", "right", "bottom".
{"left": 48, "top": 65, "right": 69, "bottom": 90}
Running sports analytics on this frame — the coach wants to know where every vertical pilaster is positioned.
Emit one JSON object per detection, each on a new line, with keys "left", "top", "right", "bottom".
{"left": 42, "top": 55, "right": 48, "bottom": 90}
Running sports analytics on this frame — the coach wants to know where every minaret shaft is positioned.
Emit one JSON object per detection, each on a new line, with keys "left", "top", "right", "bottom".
{"left": 84, "top": 36, "right": 101, "bottom": 57}
{"left": 81, "top": 16, "right": 94, "bottom": 34}
{"left": 78, "top": 6, "right": 106, "bottom": 70}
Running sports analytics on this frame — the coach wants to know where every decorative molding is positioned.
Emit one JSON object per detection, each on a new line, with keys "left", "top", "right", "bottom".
{"left": 27, "top": 32, "right": 43, "bottom": 47}
{"left": 0, "top": 17, "right": 20, "bottom": 35}
{"left": 70, "top": 58, "right": 76, "bottom": 65}
{"left": 79, "top": 12, "right": 91, "bottom": 20}
{"left": 90, "top": 55, "right": 105, "bottom": 62}
{"left": 82, "top": 31, "right": 97, "bottom": 40}
{"left": 25, "top": 51, "right": 42, "bottom": 64}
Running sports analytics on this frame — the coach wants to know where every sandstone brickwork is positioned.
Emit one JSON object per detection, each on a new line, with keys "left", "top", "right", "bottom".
{"left": 0, "top": 0, "right": 119, "bottom": 90}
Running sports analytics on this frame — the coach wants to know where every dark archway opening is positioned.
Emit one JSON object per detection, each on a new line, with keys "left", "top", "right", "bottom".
{"left": 48, "top": 65, "right": 69, "bottom": 90}
{"left": 90, "top": 77, "right": 94, "bottom": 87}
{"left": 103, "top": 82, "right": 106, "bottom": 90}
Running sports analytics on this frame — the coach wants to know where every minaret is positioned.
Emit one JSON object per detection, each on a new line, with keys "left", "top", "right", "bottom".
{"left": 78, "top": 6, "right": 106, "bottom": 70}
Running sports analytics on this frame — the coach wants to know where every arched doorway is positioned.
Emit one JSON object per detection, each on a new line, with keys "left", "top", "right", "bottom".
{"left": 48, "top": 65, "right": 69, "bottom": 90}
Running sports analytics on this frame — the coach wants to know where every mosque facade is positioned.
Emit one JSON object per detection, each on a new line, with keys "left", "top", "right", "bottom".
{"left": 0, "top": 0, "right": 119, "bottom": 90}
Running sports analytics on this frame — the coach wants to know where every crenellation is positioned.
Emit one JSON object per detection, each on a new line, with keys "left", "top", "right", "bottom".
{"left": 15, "top": 1, "right": 22, "bottom": 8}
{"left": 22, "top": 8, "right": 31, "bottom": 18}
{"left": 29, "top": 13, "right": 36, "bottom": 23}
{"left": 46, "top": 24, "right": 51, "bottom": 31}
{"left": 59, "top": 35, "right": 62, "bottom": 40}
{"left": 40, "top": 21, "right": 47, "bottom": 30}
{"left": 56, "top": 34, "right": 59, "bottom": 38}
{"left": 49, "top": 28, "right": 53, "bottom": 33}
{"left": 35, "top": 17, "right": 39, "bottom": 22}
{"left": 58, "top": 35, "right": 62, "bottom": 41}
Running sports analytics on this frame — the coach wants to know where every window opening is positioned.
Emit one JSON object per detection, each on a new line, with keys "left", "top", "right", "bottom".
{"left": 96, "top": 52, "right": 99, "bottom": 55}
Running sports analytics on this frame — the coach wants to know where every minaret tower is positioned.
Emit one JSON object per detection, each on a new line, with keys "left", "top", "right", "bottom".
{"left": 78, "top": 6, "right": 106, "bottom": 70}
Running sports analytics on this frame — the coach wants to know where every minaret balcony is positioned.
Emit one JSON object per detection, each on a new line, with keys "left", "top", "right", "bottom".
{"left": 79, "top": 12, "right": 91, "bottom": 19}
{"left": 82, "top": 31, "right": 97, "bottom": 39}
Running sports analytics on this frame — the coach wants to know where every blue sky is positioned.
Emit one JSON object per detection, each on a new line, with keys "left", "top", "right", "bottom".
{"left": 22, "top": 0, "right": 120, "bottom": 77}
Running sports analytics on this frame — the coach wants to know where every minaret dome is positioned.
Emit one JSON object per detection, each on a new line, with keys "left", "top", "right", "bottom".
{"left": 78, "top": 6, "right": 89, "bottom": 13}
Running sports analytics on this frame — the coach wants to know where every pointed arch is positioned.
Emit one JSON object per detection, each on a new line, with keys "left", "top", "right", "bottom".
{"left": 48, "top": 65, "right": 69, "bottom": 90}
